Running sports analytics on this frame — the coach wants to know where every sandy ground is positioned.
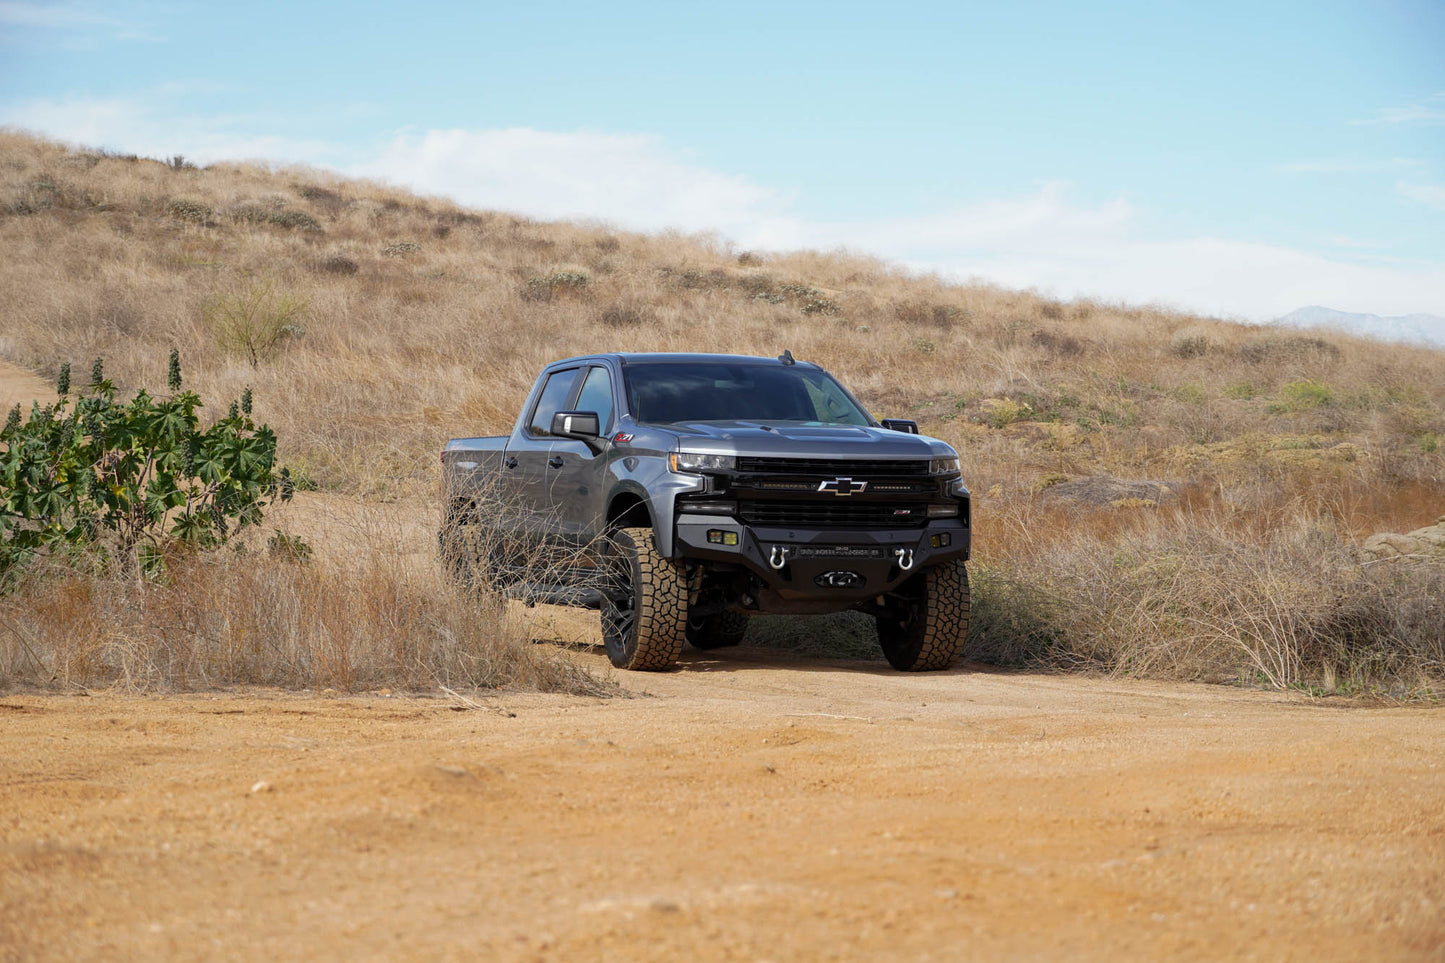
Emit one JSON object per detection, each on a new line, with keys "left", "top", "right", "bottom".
{"left": 0, "top": 360, "right": 52, "bottom": 416}
{"left": 2, "top": 652, "right": 1443, "bottom": 962}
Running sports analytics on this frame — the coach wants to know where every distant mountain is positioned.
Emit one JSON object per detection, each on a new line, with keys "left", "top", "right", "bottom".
{"left": 1276, "top": 306, "right": 1445, "bottom": 347}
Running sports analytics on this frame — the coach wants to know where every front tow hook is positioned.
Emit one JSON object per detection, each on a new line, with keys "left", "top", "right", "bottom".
{"left": 893, "top": 548, "right": 915, "bottom": 571}
{"left": 768, "top": 545, "right": 791, "bottom": 570}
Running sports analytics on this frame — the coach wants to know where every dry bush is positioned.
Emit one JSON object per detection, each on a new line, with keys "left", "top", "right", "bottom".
{"left": 202, "top": 280, "right": 308, "bottom": 368}
{"left": 964, "top": 502, "right": 1445, "bottom": 695}
{"left": 0, "top": 521, "right": 606, "bottom": 696}
{"left": 594, "top": 299, "right": 655, "bottom": 328}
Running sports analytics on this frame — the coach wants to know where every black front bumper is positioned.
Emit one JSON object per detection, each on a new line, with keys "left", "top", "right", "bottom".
{"left": 673, "top": 513, "right": 970, "bottom": 604}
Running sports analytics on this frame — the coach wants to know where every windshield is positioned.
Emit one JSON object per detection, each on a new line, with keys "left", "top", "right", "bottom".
{"left": 624, "top": 363, "right": 873, "bottom": 426}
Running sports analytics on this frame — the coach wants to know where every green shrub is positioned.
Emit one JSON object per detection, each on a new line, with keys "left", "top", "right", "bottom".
{"left": 269, "top": 209, "right": 322, "bottom": 232}
{"left": 266, "top": 529, "right": 312, "bottom": 563}
{"left": 166, "top": 197, "right": 214, "bottom": 224}
{"left": 228, "top": 201, "right": 323, "bottom": 232}
{"left": 893, "top": 301, "right": 962, "bottom": 328}
{"left": 523, "top": 271, "right": 589, "bottom": 302}
{"left": 1240, "top": 335, "right": 1342, "bottom": 364}
{"left": 0, "top": 353, "right": 292, "bottom": 581}
{"left": 317, "top": 253, "right": 359, "bottom": 275}
{"left": 1170, "top": 332, "right": 1211, "bottom": 358}
{"left": 381, "top": 241, "right": 422, "bottom": 258}
{"left": 1031, "top": 329, "right": 1087, "bottom": 357}
{"left": 1173, "top": 382, "right": 1208, "bottom": 405}
{"left": 203, "top": 281, "right": 308, "bottom": 368}
{"left": 1269, "top": 379, "right": 1334, "bottom": 413}
{"left": 778, "top": 283, "right": 839, "bottom": 315}
{"left": 228, "top": 201, "right": 273, "bottom": 226}
{"left": 596, "top": 302, "right": 651, "bottom": 327}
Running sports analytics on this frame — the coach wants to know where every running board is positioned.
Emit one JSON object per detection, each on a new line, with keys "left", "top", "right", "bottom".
{"left": 506, "top": 579, "right": 606, "bottom": 610}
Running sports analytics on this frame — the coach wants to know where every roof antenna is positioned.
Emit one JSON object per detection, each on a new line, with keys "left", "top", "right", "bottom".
{"left": 779, "top": 349, "right": 795, "bottom": 366}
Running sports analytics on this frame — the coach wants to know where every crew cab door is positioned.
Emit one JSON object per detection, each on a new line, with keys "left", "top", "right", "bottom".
{"left": 546, "top": 363, "right": 615, "bottom": 551}
{"left": 505, "top": 365, "right": 582, "bottom": 551}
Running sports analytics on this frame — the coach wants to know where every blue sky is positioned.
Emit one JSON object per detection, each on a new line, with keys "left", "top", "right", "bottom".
{"left": 2, "top": 0, "right": 1443, "bottom": 324}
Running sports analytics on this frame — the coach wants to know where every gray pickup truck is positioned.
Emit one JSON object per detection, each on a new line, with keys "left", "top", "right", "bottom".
{"left": 439, "top": 352, "right": 971, "bottom": 671}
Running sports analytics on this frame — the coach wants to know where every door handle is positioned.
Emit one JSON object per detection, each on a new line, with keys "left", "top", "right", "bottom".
{"left": 503, "top": 457, "right": 518, "bottom": 469}
{"left": 547, "top": 456, "right": 564, "bottom": 468}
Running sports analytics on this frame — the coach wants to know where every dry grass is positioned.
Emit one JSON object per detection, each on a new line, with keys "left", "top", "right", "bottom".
{"left": 2, "top": 130, "right": 1443, "bottom": 695}
{"left": 965, "top": 499, "right": 1444, "bottom": 695}
{"left": 0, "top": 503, "right": 609, "bottom": 696}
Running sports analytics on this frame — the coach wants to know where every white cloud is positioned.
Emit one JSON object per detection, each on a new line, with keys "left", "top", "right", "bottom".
{"left": 353, "top": 128, "right": 806, "bottom": 244}
{"left": 832, "top": 182, "right": 1135, "bottom": 252}
{"left": 908, "top": 234, "right": 1445, "bottom": 322}
{"left": 0, "top": 2, "right": 160, "bottom": 41}
{"left": 1349, "top": 94, "right": 1445, "bottom": 126}
{"left": 1398, "top": 181, "right": 1445, "bottom": 213}
{"left": 0, "top": 2, "right": 104, "bottom": 27}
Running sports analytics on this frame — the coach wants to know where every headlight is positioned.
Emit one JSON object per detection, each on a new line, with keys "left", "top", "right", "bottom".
{"left": 669, "top": 452, "right": 736, "bottom": 473}
{"left": 930, "top": 455, "right": 960, "bottom": 475}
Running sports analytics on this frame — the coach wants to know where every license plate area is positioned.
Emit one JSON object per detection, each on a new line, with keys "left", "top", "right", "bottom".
{"left": 789, "top": 545, "right": 887, "bottom": 560}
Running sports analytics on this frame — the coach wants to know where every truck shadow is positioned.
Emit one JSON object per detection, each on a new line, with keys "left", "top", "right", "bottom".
{"left": 670, "top": 647, "right": 998, "bottom": 677}
{"left": 546, "top": 639, "right": 981, "bottom": 677}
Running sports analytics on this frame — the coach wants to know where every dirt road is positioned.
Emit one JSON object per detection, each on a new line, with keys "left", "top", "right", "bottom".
{"left": 2, "top": 645, "right": 1442, "bottom": 962}
{"left": 0, "top": 360, "right": 51, "bottom": 415}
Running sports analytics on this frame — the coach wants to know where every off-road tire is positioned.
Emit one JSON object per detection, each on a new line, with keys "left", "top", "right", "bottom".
{"left": 875, "top": 559, "right": 970, "bottom": 671}
{"left": 482, "top": 534, "right": 517, "bottom": 593}
{"left": 438, "top": 515, "right": 480, "bottom": 587}
{"left": 440, "top": 510, "right": 514, "bottom": 595}
{"left": 686, "top": 610, "right": 750, "bottom": 650}
{"left": 601, "top": 527, "right": 689, "bottom": 670}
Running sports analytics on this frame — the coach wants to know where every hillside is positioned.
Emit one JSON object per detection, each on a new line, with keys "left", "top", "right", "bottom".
{"left": 1, "top": 130, "right": 1442, "bottom": 694}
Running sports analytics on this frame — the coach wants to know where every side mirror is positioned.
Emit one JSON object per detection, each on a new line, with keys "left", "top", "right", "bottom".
{"left": 880, "top": 418, "right": 919, "bottom": 434}
{"left": 552, "top": 410, "right": 601, "bottom": 439}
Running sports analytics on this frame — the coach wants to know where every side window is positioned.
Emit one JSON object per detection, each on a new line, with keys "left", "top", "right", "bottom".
{"left": 574, "top": 366, "right": 615, "bottom": 433}
{"left": 527, "top": 368, "right": 580, "bottom": 436}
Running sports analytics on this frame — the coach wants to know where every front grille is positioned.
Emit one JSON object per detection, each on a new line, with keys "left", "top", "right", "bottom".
{"left": 735, "top": 457, "right": 930, "bottom": 476}
{"left": 741, "top": 479, "right": 933, "bottom": 494}
{"left": 740, "top": 500, "right": 929, "bottom": 529}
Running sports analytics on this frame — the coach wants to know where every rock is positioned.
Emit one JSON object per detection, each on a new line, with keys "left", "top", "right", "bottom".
{"left": 1037, "top": 475, "right": 1183, "bottom": 508}
{"left": 1362, "top": 516, "right": 1445, "bottom": 560}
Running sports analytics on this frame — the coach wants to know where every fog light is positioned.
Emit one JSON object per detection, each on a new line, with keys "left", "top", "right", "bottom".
{"left": 707, "top": 529, "right": 739, "bottom": 546}
{"left": 930, "top": 533, "right": 952, "bottom": 548}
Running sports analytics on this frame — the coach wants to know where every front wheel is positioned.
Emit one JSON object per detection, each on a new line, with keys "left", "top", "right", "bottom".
{"left": 600, "top": 527, "right": 689, "bottom": 670}
{"left": 875, "top": 560, "right": 970, "bottom": 671}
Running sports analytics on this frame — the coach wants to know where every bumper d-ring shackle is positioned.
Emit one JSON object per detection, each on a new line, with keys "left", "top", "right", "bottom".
{"left": 769, "top": 545, "right": 791, "bottom": 570}
{"left": 893, "top": 548, "right": 915, "bottom": 571}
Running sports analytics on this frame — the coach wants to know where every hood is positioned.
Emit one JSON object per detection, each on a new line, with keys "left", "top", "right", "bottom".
{"left": 663, "top": 420, "right": 953, "bottom": 459}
